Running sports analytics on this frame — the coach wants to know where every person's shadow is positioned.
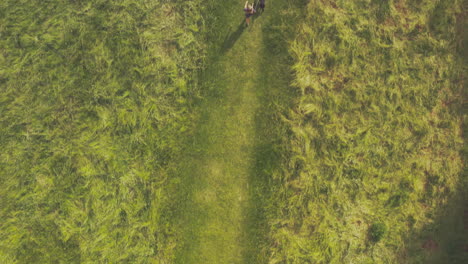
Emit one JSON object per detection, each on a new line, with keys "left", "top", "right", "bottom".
{"left": 220, "top": 21, "right": 246, "bottom": 54}
{"left": 219, "top": 7, "right": 265, "bottom": 54}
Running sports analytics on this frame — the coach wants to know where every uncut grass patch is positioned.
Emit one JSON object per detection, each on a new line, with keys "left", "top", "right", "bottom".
{"left": 0, "top": 0, "right": 207, "bottom": 262}
{"left": 268, "top": 0, "right": 466, "bottom": 263}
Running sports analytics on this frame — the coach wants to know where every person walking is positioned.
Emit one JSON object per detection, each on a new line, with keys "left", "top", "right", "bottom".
{"left": 259, "top": 0, "right": 265, "bottom": 12}
{"left": 244, "top": 1, "right": 256, "bottom": 26}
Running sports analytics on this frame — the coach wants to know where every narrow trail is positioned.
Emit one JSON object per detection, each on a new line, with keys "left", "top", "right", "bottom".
{"left": 177, "top": 26, "right": 262, "bottom": 263}
{"left": 171, "top": 1, "right": 290, "bottom": 263}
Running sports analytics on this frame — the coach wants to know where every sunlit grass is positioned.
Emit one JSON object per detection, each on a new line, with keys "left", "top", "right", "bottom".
{"left": 0, "top": 0, "right": 206, "bottom": 262}
{"left": 0, "top": 0, "right": 465, "bottom": 263}
{"left": 267, "top": 0, "right": 466, "bottom": 263}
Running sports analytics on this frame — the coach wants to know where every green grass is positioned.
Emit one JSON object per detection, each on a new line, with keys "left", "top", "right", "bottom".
{"left": 162, "top": 1, "right": 297, "bottom": 263}
{"left": 0, "top": 0, "right": 207, "bottom": 262}
{"left": 266, "top": 0, "right": 467, "bottom": 263}
{"left": 0, "top": 0, "right": 465, "bottom": 263}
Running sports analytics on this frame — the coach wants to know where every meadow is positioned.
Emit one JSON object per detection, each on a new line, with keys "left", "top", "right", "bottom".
{"left": 0, "top": 0, "right": 207, "bottom": 262}
{"left": 266, "top": 0, "right": 467, "bottom": 263}
{"left": 0, "top": 0, "right": 465, "bottom": 263}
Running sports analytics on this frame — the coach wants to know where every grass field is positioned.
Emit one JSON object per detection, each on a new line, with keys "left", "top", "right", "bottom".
{"left": 160, "top": 1, "right": 298, "bottom": 263}
{"left": 0, "top": 0, "right": 207, "bottom": 262}
{"left": 0, "top": 0, "right": 466, "bottom": 263}
{"left": 266, "top": 0, "right": 467, "bottom": 263}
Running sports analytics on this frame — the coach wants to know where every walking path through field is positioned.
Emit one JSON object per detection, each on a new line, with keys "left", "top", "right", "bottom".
{"left": 172, "top": 1, "right": 291, "bottom": 263}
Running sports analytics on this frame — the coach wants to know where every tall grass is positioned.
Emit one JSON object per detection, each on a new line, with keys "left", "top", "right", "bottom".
{"left": 0, "top": 0, "right": 207, "bottom": 262}
{"left": 268, "top": 0, "right": 466, "bottom": 263}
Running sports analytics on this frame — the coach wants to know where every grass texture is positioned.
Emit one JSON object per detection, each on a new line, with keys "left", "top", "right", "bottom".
{"left": 0, "top": 0, "right": 465, "bottom": 263}
{"left": 266, "top": 0, "right": 467, "bottom": 263}
{"left": 162, "top": 1, "right": 296, "bottom": 263}
{"left": 0, "top": 0, "right": 207, "bottom": 262}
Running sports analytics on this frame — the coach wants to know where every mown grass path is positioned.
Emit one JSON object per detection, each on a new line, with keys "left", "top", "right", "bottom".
{"left": 175, "top": 22, "right": 262, "bottom": 264}
{"left": 170, "top": 1, "right": 293, "bottom": 263}
{"left": 179, "top": 31, "right": 260, "bottom": 262}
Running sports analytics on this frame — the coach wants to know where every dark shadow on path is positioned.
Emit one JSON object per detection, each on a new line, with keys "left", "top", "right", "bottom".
{"left": 241, "top": 0, "right": 305, "bottom": 262}
{"left": 220, "top": 21, "right": 246, "bottom": 54}
{"left": 219, "top": 9, "right": 265, "bottom": 54}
